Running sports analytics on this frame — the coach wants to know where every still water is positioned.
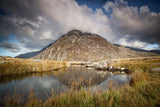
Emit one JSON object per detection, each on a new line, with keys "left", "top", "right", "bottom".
{"left": 0, "top": 65, "right": 131, "bottom": 100}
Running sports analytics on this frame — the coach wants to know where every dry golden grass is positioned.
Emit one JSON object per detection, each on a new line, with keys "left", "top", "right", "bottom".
{"left": 113, "top": 56, "right": 160, "bottom": 70}
{"left": 0, "top": 58, "right": 69, "bottom": 75}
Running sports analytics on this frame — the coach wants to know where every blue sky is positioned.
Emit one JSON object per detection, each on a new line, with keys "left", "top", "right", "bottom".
{"left": 0, "top": 0, "right": 160, "bottom": 57}
{"left": 76, "top": 0, "right": 160, "bottom": 12}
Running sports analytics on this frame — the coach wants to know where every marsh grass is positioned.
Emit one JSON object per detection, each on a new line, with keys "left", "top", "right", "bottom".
{"left": 46, "top": 71, "right": 160, "bottom": 107}
{"left": 0, "top": 57, "right": 160, "bottom": 107}
{"left": 2, "top": 71, "right": 160, "bottom": 107}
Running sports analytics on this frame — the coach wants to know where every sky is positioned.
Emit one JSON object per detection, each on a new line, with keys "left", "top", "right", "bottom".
{"left": 0, "top": 0, "right": 160, "bottom": 57}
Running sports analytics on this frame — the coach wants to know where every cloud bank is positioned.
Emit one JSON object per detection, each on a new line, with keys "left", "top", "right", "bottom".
{"left": 104, "top": 0, "right": 160, "bottom": 45}
{"left": 0, "top": 0, "right": 160, "bottom": 55}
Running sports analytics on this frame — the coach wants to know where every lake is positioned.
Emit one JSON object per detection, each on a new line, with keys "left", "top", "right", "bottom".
{"left": 0, "top": 65, "right": 131, "bottom": 101}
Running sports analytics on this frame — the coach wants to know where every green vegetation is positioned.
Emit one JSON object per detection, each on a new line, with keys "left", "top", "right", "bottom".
{"left": 0, "top": 58, "right": 68, "bottom": 75}
{"left": 0, "top": 57, "right": 160, "bottom": 107}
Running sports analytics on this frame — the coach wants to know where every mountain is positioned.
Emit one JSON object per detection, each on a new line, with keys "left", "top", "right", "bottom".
{"left": 34, "top": 30, "right": 158, "bottom": 62}
{"left": 34, "top": 30, "right": 120, "bottom": 62}
{"left": 16, "top": 30, "right": 159, "bottom": 61}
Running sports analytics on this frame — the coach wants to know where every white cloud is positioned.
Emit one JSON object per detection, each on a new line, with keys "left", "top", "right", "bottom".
{"left": 103, "top": 0, "right": 160, "bottom": 44}
{"left": 37, "top": 0, "right": 114, "bottom": 41}
{"left": 40, "top": 31, "right": 52, "bottom": 40}
{"left": 140, "top": 6, "right": 150, "bottom": 13}
{"left": 103, "top": 1, "right": 113, "bottom": 12}
{"left": 116, "top": 36, "right": 148, "bottom": 48}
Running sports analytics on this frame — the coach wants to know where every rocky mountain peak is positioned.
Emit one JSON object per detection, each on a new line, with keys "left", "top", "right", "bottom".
{"left": 34, "top": 30, "right": 120, "bottom": 62}
{"left": 67, "top": 29, "right": 82, "bottom": 35}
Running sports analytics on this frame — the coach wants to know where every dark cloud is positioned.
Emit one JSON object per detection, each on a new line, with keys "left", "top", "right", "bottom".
{"left": 0, "top": 0, "right": 41, "bottom": 20}
{"left": 0, "top": 42, "right": 20, "bottom": 52}
{"left": 0, "top": 0, "right": 56, "bottom": 51}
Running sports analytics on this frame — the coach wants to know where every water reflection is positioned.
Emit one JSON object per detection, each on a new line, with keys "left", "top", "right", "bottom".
{"left": 91, "top": 74, "right": 130, "bottom": 91}
{"left": 57, "top": 65, "right": 113, "bottom": 89}
{"left": 0, "top": 72, "right": 67, "bottom": 100}
{"left": 0, "top": 65, "right": 131, "bottom": 101}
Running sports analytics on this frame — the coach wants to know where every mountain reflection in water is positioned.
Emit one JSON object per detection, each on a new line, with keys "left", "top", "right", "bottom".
{"left": 56, "top": 65, "right": 113, "bottom": 89}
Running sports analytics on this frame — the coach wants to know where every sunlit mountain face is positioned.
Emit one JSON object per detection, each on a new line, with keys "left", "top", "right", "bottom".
{"left": 0, "top": 0, "right": 160, "bottom": 57}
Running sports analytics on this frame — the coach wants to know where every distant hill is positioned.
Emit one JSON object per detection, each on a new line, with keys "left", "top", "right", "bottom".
{"left": 113, "top": 44, "right": 148, "bottom": 52}
{"left": 114, "top": 44, "right": 160, "bottom": 54}
{"left": 150, "top": 50, "right": 160, "bottom": 54}
{"left": 15, "top": 51, "right": 40, "bottom": 59}
{"left": 15, "top": 42, "right": 54, "bottom": 58}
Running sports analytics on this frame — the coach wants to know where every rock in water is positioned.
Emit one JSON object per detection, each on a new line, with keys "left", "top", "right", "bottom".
{"left": 34, "top": 30, "right": 119, "bottom": 62}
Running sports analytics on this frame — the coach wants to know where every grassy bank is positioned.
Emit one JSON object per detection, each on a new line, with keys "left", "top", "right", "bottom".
{"left": 0, "top": 58, "right": 69, "bottom": 75}
{"left": 1, "top": 58, "right": 160, "bottom": 107}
